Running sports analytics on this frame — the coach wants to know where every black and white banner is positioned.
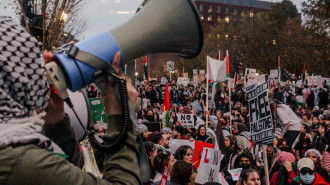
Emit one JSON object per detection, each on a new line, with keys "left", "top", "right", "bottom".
{"left": 247, "top": 83, "right": 273, "bottom": 144}
{"left": 177, "top": 114, "right": 195, "bottom": 128}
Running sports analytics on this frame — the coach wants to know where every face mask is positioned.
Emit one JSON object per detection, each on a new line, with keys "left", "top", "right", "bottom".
{"left": 240, "top": 163, "right": 251, "bottom": 170}
{"left": 146, "top": 115, "right": 154, "bottom": 122}
{"left": 279, "top": 146, "right": 290, "bottom": 152}
{"left": 300, "top": 173, "right": 315, "bottom": 184}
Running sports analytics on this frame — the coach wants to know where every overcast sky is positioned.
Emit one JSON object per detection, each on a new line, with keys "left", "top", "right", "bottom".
{"left": 0, "top": 0, "right": 304, "bottom": 40}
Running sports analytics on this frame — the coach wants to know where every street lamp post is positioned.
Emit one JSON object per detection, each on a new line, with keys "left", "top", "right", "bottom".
{"left": 135, "top": 72, "right": 138, "bottom": 81}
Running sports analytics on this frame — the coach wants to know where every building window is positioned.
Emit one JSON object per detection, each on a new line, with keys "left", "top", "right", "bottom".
{"left": 241, "top": 9, "right": 246, "bottom": 16}
{"left": 216, "top": 6, "right": 221, "bottom": 22}
{"left": 208, "top": 5, "right": 213, "bottom": 22}
{"left": 199, "top": 4, "right": 204, "bottom": 21}
{"left": 234, "top": 8, "right": 237, "bottom": 16}
{"left": 225, "top": 16, "right": 230, "bottom": 23}
{"left": 250, "top": 10, "right": 254, "bottom": 17}
{"left": 225, "top": 7, "right": 229, "bottom": 15}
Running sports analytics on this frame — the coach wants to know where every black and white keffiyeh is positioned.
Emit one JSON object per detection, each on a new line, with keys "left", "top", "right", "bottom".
{"left": 0, "top": 17, "right": 64, "bottom": 153}
{"left": 0, "top": 16, "right": 49, "bottom": 122}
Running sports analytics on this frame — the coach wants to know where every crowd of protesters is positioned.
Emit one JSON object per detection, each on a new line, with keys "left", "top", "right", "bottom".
{"left": 121, "top": 78, "right": 330, "bottom": 185}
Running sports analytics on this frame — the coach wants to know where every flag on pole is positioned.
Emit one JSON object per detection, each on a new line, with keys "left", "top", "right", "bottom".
{"left": 207, "top": 56, "right": 227, "bottom": 82}
{"left": 233, "top": 73, "right": 237, "bottom": 86}
{"left": 226, "top": 53, "right": 230, "bottom": 78}
{"left": 144, "top": 56, "right": 148, "bottom": 81}
{"left": 302, "top": 62, "right": 306, "bottom": 84}
{"left": 217, "top": 50, "right": 221, "bottom": 60}
{"left": 162, "top": 83, "right": 170, "bottom": 128}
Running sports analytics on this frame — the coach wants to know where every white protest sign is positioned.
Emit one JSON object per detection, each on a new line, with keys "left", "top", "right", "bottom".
{"left": 167, "top": 61, "right": 174, "bottom": 72}
{"left": 269, "top": 70, "right": 278, "bottom": 78}
{"left": 229, "top": 78, "right": 234, "bottom": 88}
{"left": 307, "top": 76, "right": 318, "bottom": 86}
{"left": 142, "top": 98, "right": 150, "bottom": 109}
{"left": 218, "top": 173, "right": 229, "bottom": 185}
{"left": 177, "top": 77, "right": 189, "bottom": 86}
{"left": 195, "top": 148, "right": 222, "bottom": 184}
{"left": 247, "top": 83, "right": 273, "bottom": 144}
{"left": 199, "top": 70, "right": 205, "bottom": 74}
{"left": 257, "top": 75, "right": 266, "bottom": 85}
{"left": 228, "top": 168, "right": 242, "bottom": 181}
{"left": 193, "top": 69, "right": 198, "bottom": 86}
{"left": 161, "top": 77, "right": 167, "bottom": 84}
{"left": 177, "top": 114, "right": 195, "bottom": 128}
{"left": 245, "top": 74, "right": 257, "bottom": 87}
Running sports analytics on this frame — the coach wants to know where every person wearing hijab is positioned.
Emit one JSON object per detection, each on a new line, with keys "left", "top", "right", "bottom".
{"left": 270, "top": 151, "right": 297, "bottom": 185}
{"left": 195, "top": 125, "right": 213, "bottom": 144}
{"left": 305, "top": 149, "right": 330, "bottom": 183}
{"left": 0, "top": 16, "right": 141, "bottom": 185}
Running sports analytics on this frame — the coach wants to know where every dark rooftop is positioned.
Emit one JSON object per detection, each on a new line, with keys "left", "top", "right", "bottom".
{"left": 193, "top": 0, "right": 273, "bottom": 9}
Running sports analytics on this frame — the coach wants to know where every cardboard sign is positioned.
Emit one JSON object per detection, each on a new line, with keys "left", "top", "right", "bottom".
{"left": 195, "top": 148, "right": 222, "bottom": 184}
{"left": 177, "top": 114, "right": 195, "bottom": 128}
{"left": 257, "top": 75, "right": 266, "bottom": 85}
{"left": 142, "top": 98, "right": 150, "bottom": 109}
{"left": 161, "top": 77, "right": 168, "bottom": 84}
{"left": 89, "top": 98, "right": 107, "bottom": 124}
{"left": 269, "top": 70, "right": 278, "bottom": 78}
{"left": 228, "top": 168, "right": 243, "bottom": 181}
{"left": 193, "top": 141, "right": 214, "bottom": 169}
{"left": 247, "top": 83, "right": 273, "bottom": 144}
{"left": 245, "top": 74, "right": 257, "bottom": 87}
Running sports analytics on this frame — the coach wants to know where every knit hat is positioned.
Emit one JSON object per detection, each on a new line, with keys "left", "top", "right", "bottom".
{"left": 137, "top": 124, "right": 148, "bottom": 134}
{"left": 277, "top": 151, "right": 296, "bottom": 166}
{"left": 297, "top": 158, "right": 315, "bottom": 171}
{"left": 161, "top": 127, "right": 172, "bottom": 134}
{"left": 305, "top": 149, "right": 322, "bottom": 161}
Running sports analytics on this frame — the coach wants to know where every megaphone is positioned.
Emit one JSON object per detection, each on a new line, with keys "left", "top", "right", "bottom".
{"left": 47, "top": 0, "right": 203, "bottom": 94}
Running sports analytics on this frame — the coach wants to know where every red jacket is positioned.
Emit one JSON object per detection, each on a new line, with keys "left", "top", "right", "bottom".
{"left": 292, "top": 172, "right": 329, "bottom": 185}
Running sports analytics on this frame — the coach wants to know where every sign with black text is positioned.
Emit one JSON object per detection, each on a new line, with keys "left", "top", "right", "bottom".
{"left": 247, "top": 83, "right": 273, "bottom": 144}
{"left": 177, "top": 114, "right": 195, "bottom": 128}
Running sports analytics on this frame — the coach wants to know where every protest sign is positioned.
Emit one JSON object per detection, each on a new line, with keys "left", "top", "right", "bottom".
{"left": 247, "top": 83, "right": 274, "bottom": 144}
{"left": 191, "top": 100, "right": 203, "bottom": 112}
{"left": 177, "top": 114, "right": 195, "bottom": 128}
{"left": 148, "top": 77, "right": 157, "bottom": 82}
{"left": 218, "top": 173, "right": 229, "bottom": 185}
{"left": 89, "top": 98, "right": 107, "bottom": 124}
{"left": 168, "top": 139, "right": 195, "bottom": 154}
{"left": 198, "top": 73, "right": 206, "bottom": 84}
{"left": 245, "top": 74, "right": 257, "bottom": 87}
{"left": 184, "top": 73, "right": 189, "bottom": 78}
{"left": 161, "top": 77, "right": 167, "bottom": 84}
{"left": 208, "top": 100, "right": 215, "bottom": 109}
{"left": 142, "top": 98, "right": 150, "bottom": 109}
{"left": 269, "top": 70, "right": 278, "bottom": 78}
{"left": 144, "top": 122, "right": 161, "bottom": 132}
{"left": 177, "top": 77, "right": 189, "bottom": 86}
{"left": 193, "top": 141, "right": 214, "bottom": 169}
{"left": 167, "top": 61, "right": 174, "bottom": 72}
{"left": 257, "top": 75, "right": 266, "bottom": 85}
{"left": 195, "top": 148, "right": 222, "bottom": 184}
{"left": 199, "top": 70, "right": 205, "bottom": 74}
{"left": 307, "top": 76, "right": 318, "bottom": 86}
{"left": 228, "top": 168, "right": 243, "bottom": 181}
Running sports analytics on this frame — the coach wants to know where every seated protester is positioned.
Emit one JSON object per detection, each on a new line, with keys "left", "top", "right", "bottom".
{"left": 151, "top": 150, "right": 176, "bottom": 183}
{"left": 138, "top": 124, "right": 149, "bottom": 142}
{"left": 195, "top": 125, "right": 213, "bottom": 144}
{"left": 153, "top": 160, "right": 192, "bottom": 185}
{"left": 313, "top": 140, "right": 330, "bottom": 174}
{"left": 291, "top": 158, "right": 328, "bottom": 185}
{"left": 302, "top": 123, "right": 311, "bottom": 133}
{"left": 173, "top": 125, "right": 188, "bottom": 140}
{"left": 152, "top": 133, "right": 170, "bottom": 150}
{"left": 270, "top": 151, "right": 297, "bottom": 185}
{"left": 295, "top": 132, "right": 312, "bottom": 161}
{"left": 277, "top": 138, "right": 292, "bottom": 152}
{"left": 314, "top": 124, "right": 330, "bottom": 144}
{"left": 239, "top": 169, "right": 262, "bottom": 185}
{"left": 305, "top": 149, "right": 330, "bottom": 183}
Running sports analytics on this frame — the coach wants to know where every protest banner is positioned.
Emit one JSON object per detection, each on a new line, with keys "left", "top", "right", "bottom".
{"left": 168, "top": 139, "right": 195, "bottom": 154}
{"left": 191, "top": 100, "right": 203, "bottom": 112}
{"left": 228, "top": 168, "right": 242, "bottom": 181}
{"left": 245, "top": 74, "right": 257, "bottom": 87}
{"left": 269, "top": 70, "right": 278, "bottom": 78}
{"left": 89, "top": 97, "right": 107, "bottom": 124}
{"left": 257, "top": 75, "right": 266, "bottom": 85}
{"left": 193, "top": 141, "right": 214, "bottom": 169}
{"left": 144, "top": 122, "right": 161, "bottom": 132}
{"left": 247, "top": 82, "right": 274, "bottom": 144}
{"left": 195, "top": 148, "right": 222, "bottom": 184}
{"left": 307, "top": 76, "right": 318, "bottom": 86}
{"left": 177, "top": 114, "right": 195, "bottom": 128}
{"left": 161, "top": 77, "right": 167, "bottom": 84}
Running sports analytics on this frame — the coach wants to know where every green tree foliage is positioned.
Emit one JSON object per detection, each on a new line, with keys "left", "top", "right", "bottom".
{"left": 302, "top": 0, "right": 330, "bottom": 35}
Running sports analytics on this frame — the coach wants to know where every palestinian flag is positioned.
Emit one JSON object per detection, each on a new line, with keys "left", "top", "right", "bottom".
{"left": 144, "top": 56, "right": 148, "bottom": 81}
{"left": 217, "top": 50, "right": 221, "bottom": 60}
{"left": 302, "top": 62, "right": 306, "bottom": 84}
{"left": 233, "top": 73, "right": 237, "bottom": 86}
{"left": 226, "top": 54, "right": 230, "bottom": 78}
{"left": 162, "top": 83, "right": 170, "bottom": 128}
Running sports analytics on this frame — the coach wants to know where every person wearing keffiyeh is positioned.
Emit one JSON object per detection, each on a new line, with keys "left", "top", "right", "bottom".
{"left": 0, "top": 16, "right": 142, "bottom": 185}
